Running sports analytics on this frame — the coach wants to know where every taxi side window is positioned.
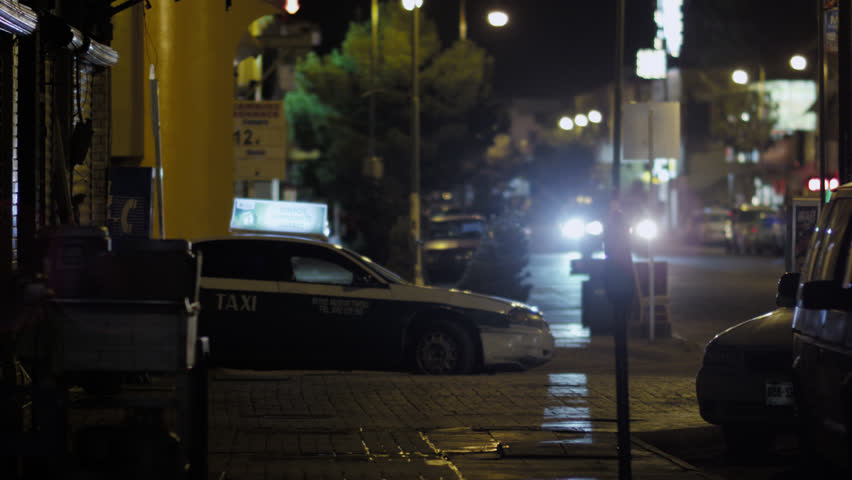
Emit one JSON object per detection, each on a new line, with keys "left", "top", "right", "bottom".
{"left": 804, "top": 199, "right": 852, "bottom": 283}
{"left": 291, "top": 256, "right": 354, "bottom": 285}
{"left": 198, "top": 240, "right": 283, "bottom": 281}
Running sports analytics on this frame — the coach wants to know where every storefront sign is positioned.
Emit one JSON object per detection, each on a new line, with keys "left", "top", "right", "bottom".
{"left": 826, "top": 3, "right": 838, "bottom": 53}
{"left": 789, "top": 197, "right": 820, "bottom": 272}
{"left": 233, "top": 101, "right": 287, "bottom": 180}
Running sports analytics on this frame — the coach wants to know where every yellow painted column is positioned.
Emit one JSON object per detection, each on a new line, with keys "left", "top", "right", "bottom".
{"left": 141, "top": 1, "right": 276, "bottom": 240}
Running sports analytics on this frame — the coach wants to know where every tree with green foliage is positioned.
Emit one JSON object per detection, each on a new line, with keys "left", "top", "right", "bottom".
{"left": 286, "top": 2, "right": 504, "bottom": 267}
{"left": 456, "top": 214, "right": 532, "bottom": 302}
{"left": 685, "top": 69, "right": 778, "bottom": 155}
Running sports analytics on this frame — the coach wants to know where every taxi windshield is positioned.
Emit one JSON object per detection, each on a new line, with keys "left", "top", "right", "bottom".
{"left": 341, "top": 247, "right": 409, "bottom": 284}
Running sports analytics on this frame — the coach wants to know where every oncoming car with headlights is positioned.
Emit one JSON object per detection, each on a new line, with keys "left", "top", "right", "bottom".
{"left": 193, "top": 235, "right": 554, "bottom": 374}
{"left": 557, "top": 196, "right": 606, "bottom": 255}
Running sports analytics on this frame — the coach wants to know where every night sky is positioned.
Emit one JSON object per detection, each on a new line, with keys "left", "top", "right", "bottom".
{"left": 291, "top": 0, "right": 817, "bottom": 100}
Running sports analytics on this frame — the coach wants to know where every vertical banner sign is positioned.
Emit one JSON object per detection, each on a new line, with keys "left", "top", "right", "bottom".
{"left": 107, "top": 167, "right": 153, "bottom": 238}
{"left": 826, "top": 0, "right": 839, "bottom": 53}
{"left": 233, "top": 101, "right": 287, "bottom": 180}
{"left": 791, "top": 197, "right": 820, "bottom": 272}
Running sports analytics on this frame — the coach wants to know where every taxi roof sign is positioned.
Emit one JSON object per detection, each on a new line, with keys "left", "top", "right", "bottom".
{"left": 230, "top": 198, "right": 329, "bottom": 239}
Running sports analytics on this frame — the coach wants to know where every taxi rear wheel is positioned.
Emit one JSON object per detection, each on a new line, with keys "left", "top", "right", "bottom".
{"left": 412, "top": 320, "right": 476, "bottom": 375}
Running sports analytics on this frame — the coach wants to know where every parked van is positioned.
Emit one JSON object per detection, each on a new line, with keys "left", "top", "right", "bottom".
{"left": 792, "top": 182, "right": 852, "bottom": 472}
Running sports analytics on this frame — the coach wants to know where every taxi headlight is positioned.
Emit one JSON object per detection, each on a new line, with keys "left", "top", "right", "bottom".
{"left": 585, "top": 220, "right": 604, "bottom": 236}
{"left": 560, "top": 218, "right": 585, "bottom": 239}
{"left": 509, "top": 308, "right": 548, "bottom": 330}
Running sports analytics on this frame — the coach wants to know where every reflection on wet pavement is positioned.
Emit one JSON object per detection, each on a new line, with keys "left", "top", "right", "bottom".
{"left": 527, "top": 251, "right": 593, "bottom": 348}
{"left": 543, "top": 373, "right": 594, "bottom": 443}
{"left": 550, "top": 323, "right": 591, "bottom": 348}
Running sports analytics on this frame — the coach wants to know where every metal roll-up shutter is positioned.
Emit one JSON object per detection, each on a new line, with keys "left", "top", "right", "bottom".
{"left": 0, "top": 34, "right": 12, "bottom": 271}
{"left": 0, "top": 0, "right": 36, "bottom": 37}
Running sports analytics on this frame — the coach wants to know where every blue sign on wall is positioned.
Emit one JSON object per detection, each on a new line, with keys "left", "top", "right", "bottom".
{"left": 826, "top": 7, "right": 838, "bottom": 52}
{"left": 107, "top": 167, "right": 153, "bottom": 238}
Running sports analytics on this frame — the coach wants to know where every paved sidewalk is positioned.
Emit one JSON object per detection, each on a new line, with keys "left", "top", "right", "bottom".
{"left": 206, "top": 334, "right": 714, "bottom": 479}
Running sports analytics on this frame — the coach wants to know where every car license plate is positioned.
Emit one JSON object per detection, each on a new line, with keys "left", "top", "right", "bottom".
{"left": 765, "top": 381, "right": 795, "bottom": 407}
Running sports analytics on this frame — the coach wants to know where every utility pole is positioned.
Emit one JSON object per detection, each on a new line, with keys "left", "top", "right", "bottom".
{"left": 612, "top": 2, "right": 632, "bottom": 478}
{"left": 459, "top": 0, "right": 467, "bottom": 40}
{"left": 368, "top": 0, "right": 378, "bottom": 168}
{"left": 613, "top": 0, "right": 624, "bottom": 195}
{"left": 818, "top": 0, "right": 826, "bottom": 215}
{"left": 840, "top": 0, "right": 850, "bottom": 184}
{"left": 410, "top": 5, "right": 424, "bottom": 286}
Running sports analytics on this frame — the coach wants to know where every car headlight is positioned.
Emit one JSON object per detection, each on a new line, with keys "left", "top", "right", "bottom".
{"left": 560, "top": 218, "right": 585, "bottom": 239}
{"left": 509, "top": 308, "right": 549, "bottom": 330}
{"left": 585, "top": 220, "right": 604, "bottom": 236}
{"left": 702, "top": 342, "right": 742, "bottom": 366}
{"left": 634, "top": 218, "right": 658, "bottom": 240}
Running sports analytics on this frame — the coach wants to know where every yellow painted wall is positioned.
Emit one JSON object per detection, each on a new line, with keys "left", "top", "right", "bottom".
{"left": 126, "top": 0, "right": 277, "bottom": 240}
{"left": 110, "top": 4, "right": 145, "bottom": 158}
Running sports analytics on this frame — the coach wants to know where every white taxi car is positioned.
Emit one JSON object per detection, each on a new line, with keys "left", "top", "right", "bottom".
{"left": 193, "top": 235, "right": 554, "bottom": 374}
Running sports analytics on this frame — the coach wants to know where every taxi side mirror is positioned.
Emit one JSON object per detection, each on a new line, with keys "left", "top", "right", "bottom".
{"left": 352, "top": 273, "right": 383, "bottom": 288}
{"left": 776, "top": 272, "right": 800, "bottom": 308}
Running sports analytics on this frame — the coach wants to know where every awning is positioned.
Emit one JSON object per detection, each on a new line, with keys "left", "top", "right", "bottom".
{"left": 0, "top": 0, "right": 37, "bottom": 36}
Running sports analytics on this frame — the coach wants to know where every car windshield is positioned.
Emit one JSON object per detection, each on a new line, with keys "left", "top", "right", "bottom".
{"left": 340, "top": 247, "right": 409, "bottom": 285}
{"left": 427, "top": 219, "right": 485, "bottom": 240}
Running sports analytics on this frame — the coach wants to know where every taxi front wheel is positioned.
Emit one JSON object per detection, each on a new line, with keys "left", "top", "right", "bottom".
{"left": 413, "top": 320, "right": 476, "bottom": 375}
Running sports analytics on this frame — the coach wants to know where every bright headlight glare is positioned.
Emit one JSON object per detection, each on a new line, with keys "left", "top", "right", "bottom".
{"left": 585, "top": 220, "right": 604, "bottom": 236}
{"left": 635, "top": 219, "right": 658, "bottom": 240}
{"left": 561, "top": 218, "right": 585, "bottom": 239}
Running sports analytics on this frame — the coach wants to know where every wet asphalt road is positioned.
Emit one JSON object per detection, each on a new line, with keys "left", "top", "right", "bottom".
{"left": 527, "top": 237, "right": 810, "bottom": 480}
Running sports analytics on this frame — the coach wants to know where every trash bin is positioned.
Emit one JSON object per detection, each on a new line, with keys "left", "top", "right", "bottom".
{"left": 572, "top": 258, "right": 615, "bottom": 335}
{"left": 581, "top": 277, "right": 615, "bottom": 335}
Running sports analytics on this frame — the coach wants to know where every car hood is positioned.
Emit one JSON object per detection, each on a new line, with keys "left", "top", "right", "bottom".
{"left": 389, "top": 283, "right": 537, "bottom": 315}
{"left": 710, "top": 307, "right": 794, "bottom": 348}
{"left": 423, "top": 239, "right": 480, "bottom": 251}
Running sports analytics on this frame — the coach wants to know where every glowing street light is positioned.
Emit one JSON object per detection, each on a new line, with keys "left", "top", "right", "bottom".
{"left": 588, "top": 110, "right": 602, "bottom": 123}
{"left": 731, "top": 69, "right": 748, "bottom": 85}
{"left": 574, "top": 114, "right": 589, "bottom": 127}
{"left": 487, "top": 10, "right": 509, "bottom": 27}
{"left": 402, "top": 0, "right": 423, "bottom": 11}
{"left": 558, "top": 116, "right": 574, "bottom": 130}
{"left": 284, "top": 0, "right": 300, "bottom": 14}
{"left": 740, "top": 112, "right": 750, "bottom": 122}
{"left": 790, "top": 54, "right": 807, "bottom": 71}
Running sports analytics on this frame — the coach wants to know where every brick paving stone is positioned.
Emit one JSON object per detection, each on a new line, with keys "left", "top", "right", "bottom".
{"left": 201, "top": 360, "right": 714, "bottom": 479}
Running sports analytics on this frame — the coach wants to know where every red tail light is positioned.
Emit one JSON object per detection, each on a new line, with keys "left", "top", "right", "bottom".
{"left": 751, "top": 227, "right": 758, "bottom": 233}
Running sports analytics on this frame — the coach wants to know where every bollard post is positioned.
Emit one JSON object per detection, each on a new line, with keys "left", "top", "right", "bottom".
{"left": 604, "top": 205, "right": 635, "bottom": 480}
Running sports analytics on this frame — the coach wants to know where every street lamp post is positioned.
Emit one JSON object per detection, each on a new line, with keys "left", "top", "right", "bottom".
{"left": 403, "top": 0, "right": 424, "bottom": 285}
{"left": 459, "top": 0, "right": 466, "bottom": 40}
